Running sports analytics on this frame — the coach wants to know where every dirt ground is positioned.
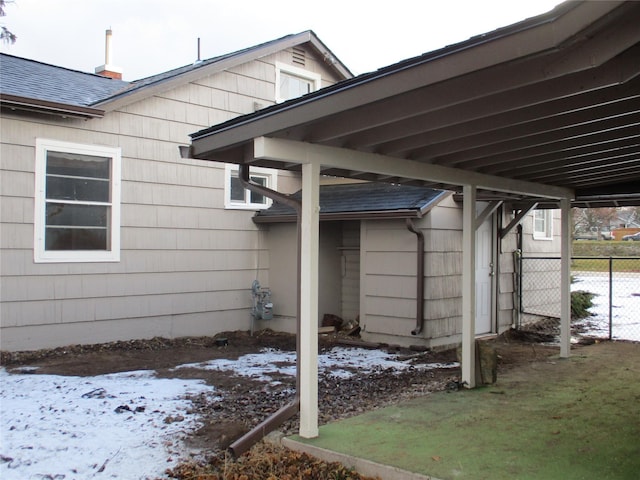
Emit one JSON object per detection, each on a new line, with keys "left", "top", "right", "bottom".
{"left": 1, "top": 328, "right": 601, "bottom": 476}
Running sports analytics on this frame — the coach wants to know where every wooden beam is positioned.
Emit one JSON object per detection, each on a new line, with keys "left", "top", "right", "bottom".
{"left": 500, "top": 202, "right": 538, "bottom": 239}
{"left": 462, "top": 185, "right": 477, "bottom": 388}
{"left": 298, "top": 161, "right": 320, "bottom": 438}
{"left": 475, "top": 201, "right": 502, "bottom": 231}
{"left": 560, "top": 197, "right": 572, "bottom": 358}
{"left": 253, "top": 137, "right": 574, "bottom": 200}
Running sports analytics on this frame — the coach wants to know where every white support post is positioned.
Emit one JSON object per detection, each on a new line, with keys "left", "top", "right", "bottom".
{"left": 461, "top": 184, "right": 477, "bottom": 388}
{"left": 560, "top": 197, "right": 571, "bottom": 358}
{"left": 299, "top": 161, "right": 320, "bottom": 438}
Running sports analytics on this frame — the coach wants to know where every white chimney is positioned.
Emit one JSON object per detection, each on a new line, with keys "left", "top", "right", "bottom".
{"left": 95, "top": 28, "right": 123, "bottom": 79}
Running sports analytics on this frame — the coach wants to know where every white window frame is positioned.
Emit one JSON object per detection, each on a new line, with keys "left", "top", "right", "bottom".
{"left": 275, "top": 61, "right": 321, "bottom": 103}
{"left": 34, "top": 138, "right": 121, "bottom": 263}
{"left": 533, "top": 209, "right": 553, "bottom": 240}
{"left": 224, "top": 164, "right": 277, "bottom": 210}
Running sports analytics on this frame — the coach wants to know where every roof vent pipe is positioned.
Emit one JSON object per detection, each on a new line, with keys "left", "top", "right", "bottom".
{"left": 406, "top": 218, "right": 425, "bottom": 335}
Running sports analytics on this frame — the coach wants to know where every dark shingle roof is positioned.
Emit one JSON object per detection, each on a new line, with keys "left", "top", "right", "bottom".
{"left": 255, "top": 182, "right": 447, "bottom": 222}
{"left": 0, "top": 54, "right": 130, "bottom": 107}
{"left": 1, "top": 31, "right": 350, "bottom": 113}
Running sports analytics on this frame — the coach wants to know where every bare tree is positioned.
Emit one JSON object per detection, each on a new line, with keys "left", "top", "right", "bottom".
{"left": 1, "top": 0, "right": 17, "bottom": 44}
{"left": 573, "top": 207, "right": 618, "bottom": 238}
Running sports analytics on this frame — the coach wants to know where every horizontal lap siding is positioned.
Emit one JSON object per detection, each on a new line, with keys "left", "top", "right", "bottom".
{"left": 361, "top": 209, "right": 464, "bottom": 342}
{"left": 1, "top": 50, "right": 345, "bottom": 350}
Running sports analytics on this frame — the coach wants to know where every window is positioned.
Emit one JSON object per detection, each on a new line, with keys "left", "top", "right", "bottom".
{"left": 533, "top": 209, "right": 553, "bottom": 240}
{"left": 34, "top": 139, "right": 121, "bottom": 262}
{"left": 224, "top": 164, "right": 277, "bottom": 210}
{"left": 275, "top": 62, "right": 321, "bottom": 103}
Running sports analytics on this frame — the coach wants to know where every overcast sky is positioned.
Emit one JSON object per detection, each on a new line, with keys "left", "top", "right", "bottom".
{"left": 1, "top": 0, "right": 561, "bottom": 81}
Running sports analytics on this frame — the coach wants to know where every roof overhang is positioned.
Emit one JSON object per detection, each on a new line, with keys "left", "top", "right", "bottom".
{"left": 0, "top": 93, "right": 105, "bottom": 119}
{"left": 187, "top": 1, "right": 640, "bottom": 209}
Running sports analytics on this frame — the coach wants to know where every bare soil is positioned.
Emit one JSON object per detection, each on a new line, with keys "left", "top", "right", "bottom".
{"left": 1, "top": 329, "right": 579, "bottom": 478}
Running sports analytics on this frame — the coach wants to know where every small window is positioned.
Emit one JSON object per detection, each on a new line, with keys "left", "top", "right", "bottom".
{"left": 34, "top": 139, "right": 121, "bottom": 262}
{"left": 224, "top": 164, "right": 277, "bottom": 210}
{"left": 533, "top": 209, "right": 553, "bottom": 240}
{"left": 275, "top": 62, "right": 321, "bottom": 103}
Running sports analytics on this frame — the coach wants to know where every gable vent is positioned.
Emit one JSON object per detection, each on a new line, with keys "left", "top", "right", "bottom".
{"left": 292, "top": 47, "right": 306, "bottom": 66}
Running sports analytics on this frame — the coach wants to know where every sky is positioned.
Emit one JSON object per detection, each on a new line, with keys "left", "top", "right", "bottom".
{"left": 1, "top": 0, "right": 561, "bottom": 81}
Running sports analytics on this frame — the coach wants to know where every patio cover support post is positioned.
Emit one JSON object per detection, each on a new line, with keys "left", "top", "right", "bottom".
{"left": 560, "top": 197, "right": 571, "bottom": 358}
{"left": 299, "top": 160, "right": 320, "bottom": 438}
{"left": 461, "top": 184, "right": 477, "bottom": 388}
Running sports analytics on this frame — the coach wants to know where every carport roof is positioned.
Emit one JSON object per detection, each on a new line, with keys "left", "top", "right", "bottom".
{"left": 188, "top": 1, "right": 640, "bottom": 209}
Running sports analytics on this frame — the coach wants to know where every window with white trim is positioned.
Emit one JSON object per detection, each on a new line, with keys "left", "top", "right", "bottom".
{"left": 224, "top": 164, "right": 277, "bottom": 210}
{"left": 275, "top": 61, "right": 321, "bottom": 103}
{"left": 34, "top": 139, "right": 121, "bottom": 262}
{"left": 533, "top": 209, "right": 553, "bottom": 240}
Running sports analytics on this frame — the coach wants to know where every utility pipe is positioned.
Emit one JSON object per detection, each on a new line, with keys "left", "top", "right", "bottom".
{"left": 406, "top": 218, "right": 425, "bottom": 335}
{"left": 229, "top": 164, "right": 302, "bottom": 457}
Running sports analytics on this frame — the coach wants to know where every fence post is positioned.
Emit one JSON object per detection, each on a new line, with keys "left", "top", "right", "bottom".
{"left": 609, "top": 256, "right": 613, "bottom": 340}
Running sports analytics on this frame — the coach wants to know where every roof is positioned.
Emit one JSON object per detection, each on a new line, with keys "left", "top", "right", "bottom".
{"left": 0, "top": 54, "right": 129, "bottom": 117}
{"left": 254, "top": 182, "right": 448, "bottom": 223}
{"left": 0, "top": 31, "right": 352, "bottom": 118}
{"left": 188, "top": 1, "right": 640, "bottom": 209}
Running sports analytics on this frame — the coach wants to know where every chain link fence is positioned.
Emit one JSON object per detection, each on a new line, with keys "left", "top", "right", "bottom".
{"left": 515, "top": 255, "right": 640, "bottom": 341}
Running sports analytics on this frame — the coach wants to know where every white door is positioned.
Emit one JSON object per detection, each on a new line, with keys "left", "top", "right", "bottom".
{"left": 475, "top": 215, "right": 494, "bottom": 335}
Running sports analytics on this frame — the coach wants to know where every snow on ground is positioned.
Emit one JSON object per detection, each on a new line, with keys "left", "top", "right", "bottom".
{"left": 1, "top": 346, "right": 458, "bottom": 480}
{"left": 572, "top": 273, "right": 640, "bottom": 342}
{"left": 174, "top": 346, "right": 458, "bottom": 381}
{"left": 0, "top": 369, "right": 212, "bottom": 480}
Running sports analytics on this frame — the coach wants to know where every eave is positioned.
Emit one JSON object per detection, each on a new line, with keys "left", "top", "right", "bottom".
{"left": 0, "top": 93, "right": 105, "bottom": 119}
{"left": 187, "top": 1, "right": 640, "bottom": 209}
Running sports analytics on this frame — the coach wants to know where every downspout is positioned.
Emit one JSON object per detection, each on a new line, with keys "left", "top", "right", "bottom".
{"left": 229, "top": 164, "right": 302, "bottom": 457}
{"left": 406, "top": 218, "right": 425, "bottom": 335}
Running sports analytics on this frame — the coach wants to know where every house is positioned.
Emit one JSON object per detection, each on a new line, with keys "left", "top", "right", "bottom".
{"left": 0, "top": 27, "right": 563, "bottom": 354}
{"left": 251, "top": 181, "right": 562, "bottom": 348}
{"left": 0, "top": 31, "right": 352, "bottom": 351}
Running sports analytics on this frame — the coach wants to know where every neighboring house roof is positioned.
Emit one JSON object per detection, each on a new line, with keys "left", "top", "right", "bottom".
{"left": 254, "top": 182, "right": 449, "bottom": 223}
{"left": 188, "top": 1, "right": 640, "bottom": 209}
{"left": 0, "top": 31, "right": 351, "bottom": 118}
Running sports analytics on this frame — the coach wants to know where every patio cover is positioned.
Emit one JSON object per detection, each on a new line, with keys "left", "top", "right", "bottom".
{"left": 186, "top": 0, "right": 640, "bottom": 437}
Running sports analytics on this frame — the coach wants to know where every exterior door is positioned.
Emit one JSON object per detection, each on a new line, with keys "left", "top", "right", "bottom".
{"left": 475, "top": 215, "right": 494, "bottom": 334}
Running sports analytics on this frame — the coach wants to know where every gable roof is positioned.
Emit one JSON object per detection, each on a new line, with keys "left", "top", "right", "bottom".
{"left": 0, "top": 31, "right": 351, "bottom": 118}
{"left": 0, "top": 54, "right": 128, "bottom": 117}
{"left": 188, "top": 1, "right": 640, "bottom": 209}
{"left": 254, "top": 182, "right": 448, "bottom": 223}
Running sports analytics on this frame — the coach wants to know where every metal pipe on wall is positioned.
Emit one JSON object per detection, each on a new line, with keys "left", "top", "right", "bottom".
{"left": 406, "top": 218, "right": 425, "bottom": 335}
{"left": 229, "top": 164, "right": 302, "bottom": 457}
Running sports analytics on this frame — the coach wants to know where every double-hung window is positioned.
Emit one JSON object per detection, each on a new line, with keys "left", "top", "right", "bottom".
{"left": 34, "top": 139, "right": 121, "bottom": 262}
{"left": 224, "top": 164, "right": 276, "bottom": 210}
{"left": 275, "top": 62, "right": 321, "bottom": 103}
{"left": 533, "top": 209, "right": 553, "bottom": 240}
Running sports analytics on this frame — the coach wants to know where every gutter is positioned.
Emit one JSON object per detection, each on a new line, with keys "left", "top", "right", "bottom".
{"left": 0, "top": 93, "right": 105, "bottom": 118}
{"left": 253, "top": 209, "right": 422, "bottom": 224}
{"left": 228, "top": 164, "right": 302, "bottom": 457}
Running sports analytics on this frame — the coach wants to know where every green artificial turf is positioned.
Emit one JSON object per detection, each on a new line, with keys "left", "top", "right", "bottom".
{"left": 291, "top": 343, "right": 640, "bottom": 479}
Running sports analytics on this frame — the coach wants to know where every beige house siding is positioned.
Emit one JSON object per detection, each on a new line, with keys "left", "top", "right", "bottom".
{"left": 241, "top": 192, "right": 555, "bottom": 349}
{"left": 259, "top": 221, "right": 343, "bottom": 333}
{"left": 0, "top": 48, "right": 344, "bottom": 351}
{"left": 358, "top": 197, "right": 543, "bottom": 348}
